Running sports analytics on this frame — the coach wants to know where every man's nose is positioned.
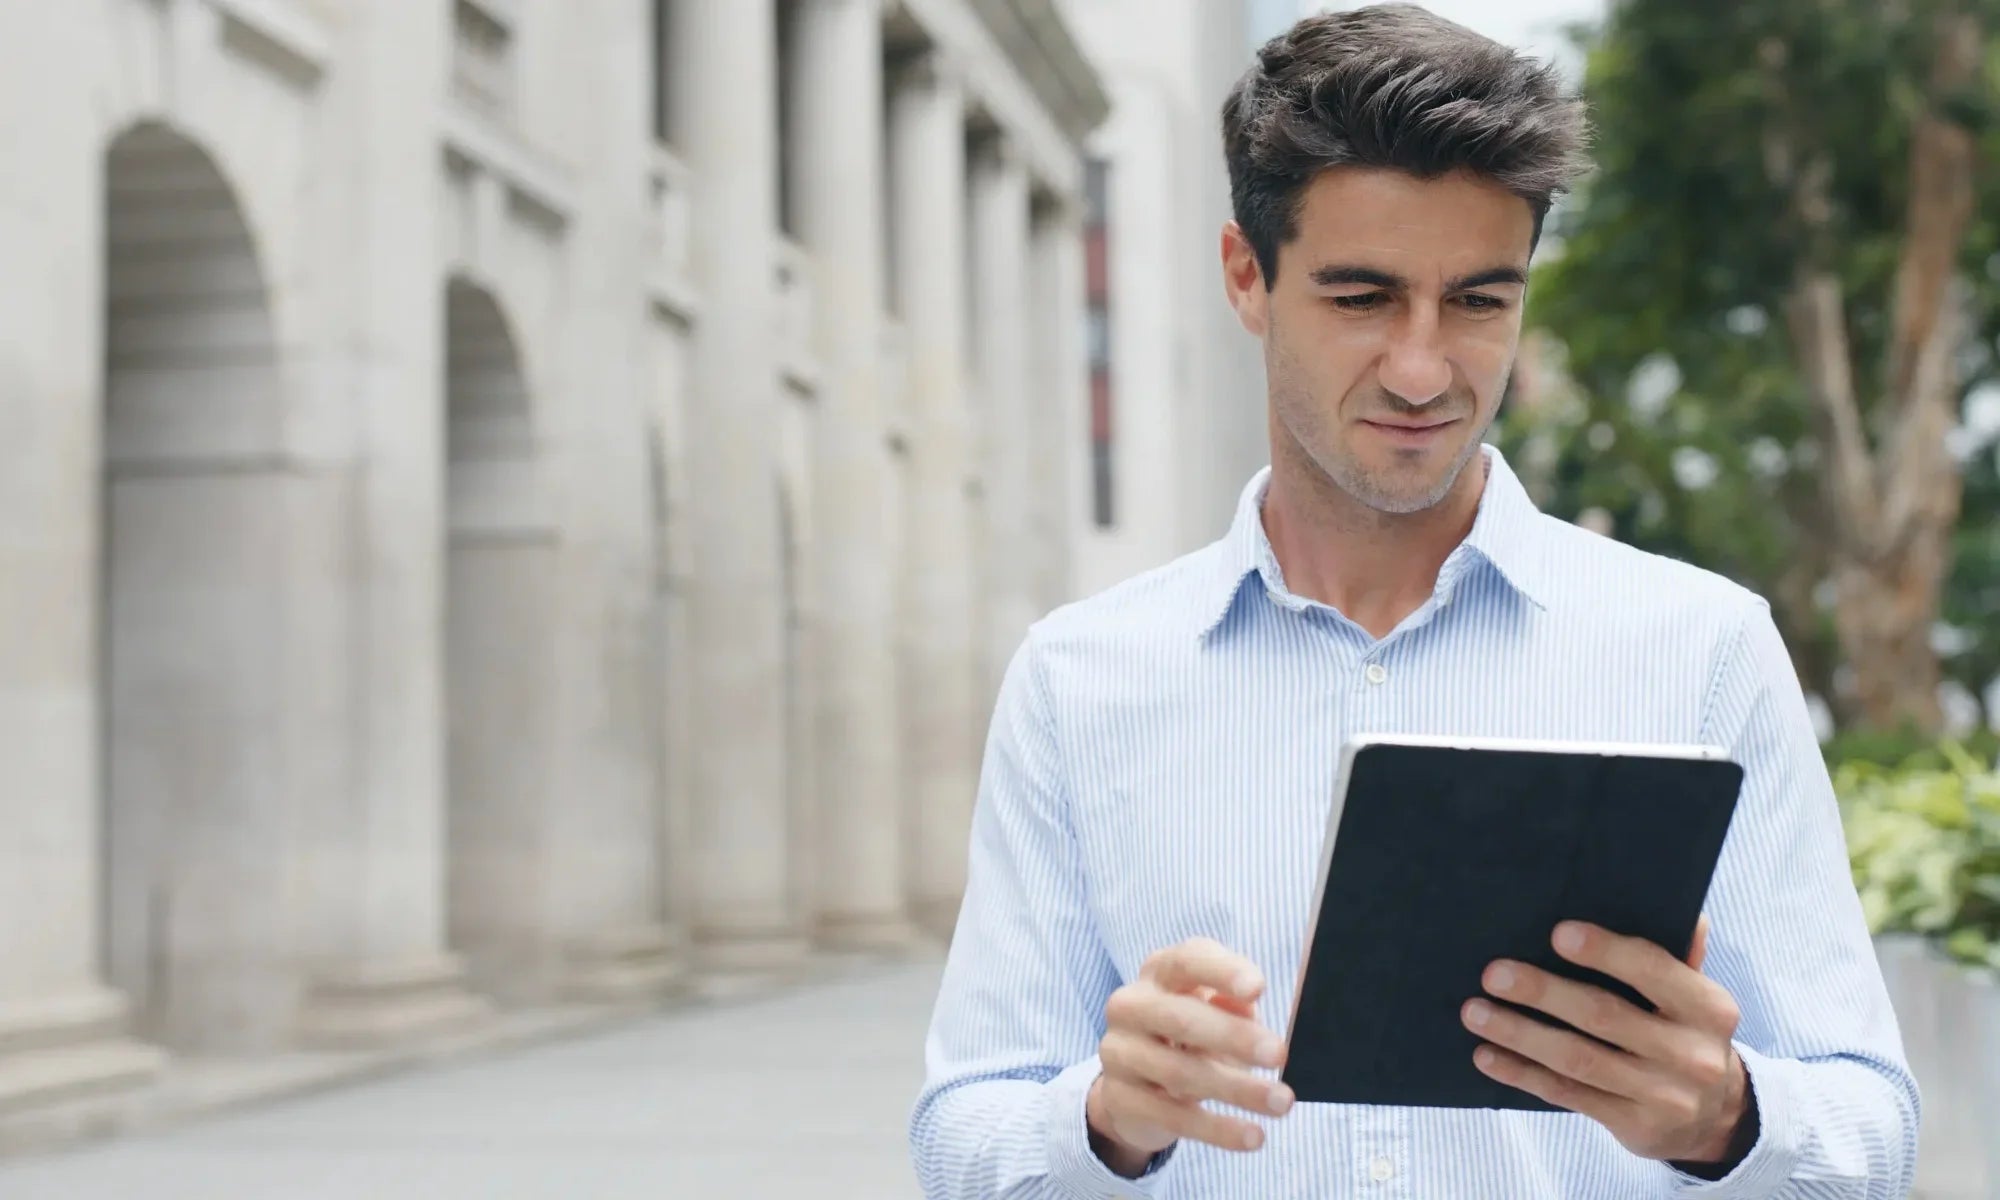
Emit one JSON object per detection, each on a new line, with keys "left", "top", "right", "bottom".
{"left": 1377, "top": 316, "right": 1452, "bottom": 406}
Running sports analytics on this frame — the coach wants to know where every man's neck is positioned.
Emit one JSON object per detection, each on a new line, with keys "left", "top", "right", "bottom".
{"left": 1260, "top": 450, "right": 1488, "bottom": 640}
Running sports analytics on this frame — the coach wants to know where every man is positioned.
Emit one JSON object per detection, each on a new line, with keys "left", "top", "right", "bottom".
{"left": 908, "top": 5, "right": 1919, "bottom": 1197}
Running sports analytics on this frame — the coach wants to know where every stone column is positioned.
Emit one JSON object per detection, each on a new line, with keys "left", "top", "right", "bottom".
{"left": 787, "top": 0, "right": 916, "bottom": 951}
{"left": 524, "top": 0, "right": 682, "bottom": 1003}
{"left": 889, "top": 54, "right": 981, "bottom": 935}
{"left": 0, "top": 2, "right": 166, "bottom": 1107}
{"left": 1031, "top": 199, "right": 1086, "bottom": 611}
{"left": 297, "top": 0, "right": 488, "bottom": 1045}
{"left": 675, "top": 0, "right": 802, "bottom": 968}
{"left": 968, "top": 137, "right": 1038, "bottom": 719}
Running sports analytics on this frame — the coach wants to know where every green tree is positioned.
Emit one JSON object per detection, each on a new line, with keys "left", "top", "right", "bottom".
{"left": 1502, "top": 0, "right": 2000, "bottom": 734}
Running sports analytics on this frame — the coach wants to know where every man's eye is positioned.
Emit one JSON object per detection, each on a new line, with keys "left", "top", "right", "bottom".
{"left": 1330, "top": 293, "right": 1386, "bottom": 311}
{"left": 1458, "top": 294, "right": 1508, "bottom": 312}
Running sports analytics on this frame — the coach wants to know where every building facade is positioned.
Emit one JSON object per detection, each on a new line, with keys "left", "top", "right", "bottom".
{"left": 1057, "top": 0, "right": 1271, "bottom": 599}
{"left": 0, "top": 0, "right": 1102, "bottom": 1127}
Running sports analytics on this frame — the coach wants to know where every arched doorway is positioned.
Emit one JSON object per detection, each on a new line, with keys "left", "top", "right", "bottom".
{"left": 443, "top": 277, "right": 556, "bottom": 998}
{"left": 101, "top": 122, "right": 292, "bottom": 1052}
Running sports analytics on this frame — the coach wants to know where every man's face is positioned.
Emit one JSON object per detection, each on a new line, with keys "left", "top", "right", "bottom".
{"left": 1224, "top": 167, "right": 1534, "bottom": 515}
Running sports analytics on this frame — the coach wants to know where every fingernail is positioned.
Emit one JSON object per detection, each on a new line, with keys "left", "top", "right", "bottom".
{"left": 1255, "top": 1035, "right": 1284, "bottom": 1066}
{"left": 1465, "top": 1000, "right": 1492, "bottom": 1028}
{"left": 1555, "top": 923, "right": 1586, "bottom": 954}
{"left": 1489, "top": 964, "right": 1517, "bottom": 993}
{"left": 1241, "top": 1125, "right": 1264, "bottom": 1150}
{"left": 1233, "top": 969, "right": 1263, "bottom": 997}
{"left": 1267, "top": 1084, "right": 1293, "bottom": 1115}
{"left": 1474, "top": 1046, "right": 1496, "bottom": 1071}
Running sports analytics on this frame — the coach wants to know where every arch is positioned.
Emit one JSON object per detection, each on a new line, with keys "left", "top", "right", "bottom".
{"left": 100, "top": 121, "right": 294, "bottom": 1052}
{"left": 442, "top": 275, "right": 558, "bottom": 999}
{"left": 446, "top": 277, "right": 532, "bottom": 457}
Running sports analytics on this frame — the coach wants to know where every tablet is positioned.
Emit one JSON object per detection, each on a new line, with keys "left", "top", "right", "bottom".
{"left": 1279, "top": 733, "right": 1744, "bottom": 1111}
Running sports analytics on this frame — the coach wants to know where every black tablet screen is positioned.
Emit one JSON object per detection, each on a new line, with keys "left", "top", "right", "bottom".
{"left": 1280, "top": 741, "right": 1743, "bottom": 1111}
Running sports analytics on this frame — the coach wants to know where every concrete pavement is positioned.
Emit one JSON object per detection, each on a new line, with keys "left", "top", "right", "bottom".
{"left": 0, "top": 958, "right": 947, "bottom": 1199}
{"left": 0, "top": 953, "right": 1970, "bottom": 1198}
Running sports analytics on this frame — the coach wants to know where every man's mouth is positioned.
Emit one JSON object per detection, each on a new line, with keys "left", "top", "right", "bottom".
{"left": 1362, "top": 417, "right": 1460, "bottom": 439}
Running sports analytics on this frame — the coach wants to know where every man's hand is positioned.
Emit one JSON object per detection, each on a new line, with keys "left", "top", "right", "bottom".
{"left": 1461, "top": 915, "right": 1755, "bottom": 1166}
{"left": 1087, "top": 938, "right": 1294, "bottom": 1175}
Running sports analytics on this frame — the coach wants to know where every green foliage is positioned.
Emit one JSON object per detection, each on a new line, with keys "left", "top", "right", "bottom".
{"left": 1498, "top": 0, "right": 2000, "bottom": 726}
{"left": 1837, "top": 741, "right": 2000, "bottom": 968}
{"left": 1825, "top": 724, "right": 2000, "bottom": 771}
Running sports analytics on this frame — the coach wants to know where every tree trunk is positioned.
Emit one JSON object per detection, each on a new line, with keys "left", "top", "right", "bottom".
{"left": 1831, "top": 539, "right": 1949, "bottom": 732}
{"left": 1770, "top": 10, "right": 1981, "bottom": 736}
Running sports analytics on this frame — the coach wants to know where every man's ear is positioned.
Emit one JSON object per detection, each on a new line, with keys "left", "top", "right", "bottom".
{"left": 1221, "top": 221, "right": 1269, "bottom": 338}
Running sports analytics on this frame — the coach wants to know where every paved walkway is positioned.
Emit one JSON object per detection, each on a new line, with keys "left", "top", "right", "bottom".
{"left": 0, "top": 959, "right": 946, "bottom": 1199}
{"left": 3, "top": 958, "right": 1965, "bottom": 1198}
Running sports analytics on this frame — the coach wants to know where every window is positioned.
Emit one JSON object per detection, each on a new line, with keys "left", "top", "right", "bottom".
{"left": 881, "top": 45, "right": 907, "bottom": 317}
{"left": 1084, "top": 157, "right": 1115, "bottom": 528}
{"left": 776, "top": 0, "right": 802, "bottom": 238}
{"left": 451, "top": 0, "right": 514, "bottom": 122}
{"left": 1087, "top": 309, "right": 1110, "bottom": 366}
{"left": 651, "top": 0, "right": 676, "bottom": 144}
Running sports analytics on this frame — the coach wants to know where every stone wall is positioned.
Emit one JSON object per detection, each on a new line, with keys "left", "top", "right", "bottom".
{"left": 0, "top": 0, "right": 1103, "bottom": 1123}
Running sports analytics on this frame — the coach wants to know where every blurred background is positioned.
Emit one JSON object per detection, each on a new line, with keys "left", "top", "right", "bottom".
{"left": 0, "top": 0, "right": 1995, "bottom": 1196}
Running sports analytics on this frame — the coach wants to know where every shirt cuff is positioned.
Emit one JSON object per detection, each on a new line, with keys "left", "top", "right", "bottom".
{"left": 1044, "top": 1056, "right": 1179, "bottom": 1199}
{"left": 1668, "top": 1042, "right": 1801, "bottom": 1196}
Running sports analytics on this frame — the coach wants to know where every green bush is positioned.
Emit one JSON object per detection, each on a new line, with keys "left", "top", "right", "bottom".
{"left": 1824, "top": 725, "right": 2000, "bottom": 773}
{"left": 1836, "top": 741, "right": 2000, "bottom": 970}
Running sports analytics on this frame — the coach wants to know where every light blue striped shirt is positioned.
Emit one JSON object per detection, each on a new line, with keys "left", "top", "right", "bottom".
{"left": 909, "top": 444, "right": 1919, "bottom": 1199}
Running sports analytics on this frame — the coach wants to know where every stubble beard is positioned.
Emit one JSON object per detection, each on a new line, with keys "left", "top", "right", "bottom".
{"left": 1271, "top": 368, "right": 1491, "bottom": 519}
{"left": 1321, "top": 422, "right": 1488, "bottom": 516}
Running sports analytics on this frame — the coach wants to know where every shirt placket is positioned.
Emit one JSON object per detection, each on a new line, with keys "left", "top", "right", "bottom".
{"left": 1275, "top": 565, "right": 1435, "bottom": 1196}
{"left": 1343, "top": 626, "right": 1412, "bottom": 1195}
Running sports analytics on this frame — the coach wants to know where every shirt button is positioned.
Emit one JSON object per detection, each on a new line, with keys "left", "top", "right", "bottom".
{"left": 1364, "top": 663, "right": 1388, "bottom": 685}
{"left": 1370, "top": 1156, "right": 1395, "bottom": 1182}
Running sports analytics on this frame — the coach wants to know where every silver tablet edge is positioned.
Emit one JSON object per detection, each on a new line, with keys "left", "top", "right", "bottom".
{"left": 1338, "top": 732, "right": 1731, "bottom": 760}
{"left": 1284, "top": 736, "right": 1367, "bottom": 1048}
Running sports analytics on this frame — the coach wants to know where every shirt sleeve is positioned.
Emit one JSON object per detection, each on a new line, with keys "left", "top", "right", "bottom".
{"left": 907, "top": 628, "right": 1181, "bottom": 1199}
{"left": 1666, "top": 597, "right": 1922, "bottom": 1197}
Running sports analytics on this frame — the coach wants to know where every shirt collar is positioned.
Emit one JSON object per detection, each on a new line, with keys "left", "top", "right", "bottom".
{"left": 1195, "top": 442, "right": 1551, "bottom": 641}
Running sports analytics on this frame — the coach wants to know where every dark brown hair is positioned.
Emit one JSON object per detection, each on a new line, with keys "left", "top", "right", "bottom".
{"left": 1222, "top": 3, "right": 1592, "bottom": 287}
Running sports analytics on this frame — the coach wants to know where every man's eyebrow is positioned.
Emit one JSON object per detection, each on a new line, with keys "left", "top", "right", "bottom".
{"left": 1305, "top": 264, "right": 1529, "bottom": 291}
{"left": 1450, "top": 266, "right": 1529, "bottom": 290}
{"left": 1308, "top": 265, "right": 1406, "bottom": 289}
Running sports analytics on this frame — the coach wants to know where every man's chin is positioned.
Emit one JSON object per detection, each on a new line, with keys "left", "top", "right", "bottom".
{"left": 1361, "top": 487, "right": 1451, "bottom": 517}
{"left": 1338, "top": 457, "right": 1469, "bottom": 516}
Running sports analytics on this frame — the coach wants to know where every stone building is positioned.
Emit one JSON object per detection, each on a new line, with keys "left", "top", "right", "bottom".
{"left": 1057, "top": 0, "right": 1267, "bottom": 598}
{"left": 0, "top": 0, "right": 1103, "bottom": 1127}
